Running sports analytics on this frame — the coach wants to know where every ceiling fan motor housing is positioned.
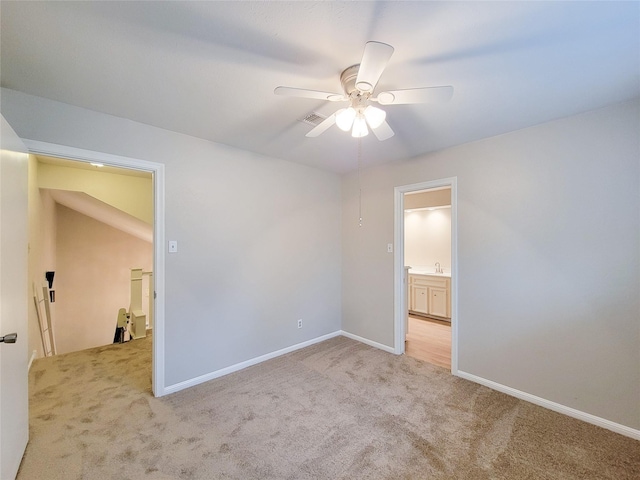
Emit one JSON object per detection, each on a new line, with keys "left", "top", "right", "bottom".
{"left": 341, "top": 65, "right": 366, "bottom": 95}
{"left": 341, "top": 65, "right": 371, "bottom": 109}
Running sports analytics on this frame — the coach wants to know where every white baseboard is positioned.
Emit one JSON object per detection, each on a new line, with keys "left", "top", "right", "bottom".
{"left": 164, "top": 331, "right": 342, "bottom": 395}
{"left": 456, "top": 370, "right": 640, "bottom": 441}
{"left": 163, "top": 332, "right": 638, "bottom": 441}
{"left": 28, "top": 350, "right": 37, "bottom": 371}
{"left": 340, "top": 330, "right": 396, "bottom": 354}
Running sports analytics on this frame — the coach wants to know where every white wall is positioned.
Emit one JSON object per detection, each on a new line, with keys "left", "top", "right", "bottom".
{"left": 343, "top": 99, "right": 640, "bottom": 430}
{"left": 27, "top": 156, "right": 57, "bottom": 358}
{"left": 27, "top": 154, "right": 45, "bottom": 358}
{"left": 55, "top": 204, "right": 152, "bottom": 354}
{"left": 1, "top": 88, "right": 342, "bottom": 387}
{"left": 404, "top": 208, "right": 451, "bottom": 272}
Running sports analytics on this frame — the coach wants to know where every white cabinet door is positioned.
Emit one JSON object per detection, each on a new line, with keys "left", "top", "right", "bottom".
{"left": 429, "top": 287, "right": 448, "bottom": 318}
{"left": 0, "top": 115, "right": 29, "bottom": 479}
{"left": 412, "top": 285, "right": 429, "bottom": 314}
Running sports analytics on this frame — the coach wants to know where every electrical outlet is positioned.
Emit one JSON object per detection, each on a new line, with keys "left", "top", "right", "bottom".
{"left": 297, "top": 319, "right": 302, "bottom": 329}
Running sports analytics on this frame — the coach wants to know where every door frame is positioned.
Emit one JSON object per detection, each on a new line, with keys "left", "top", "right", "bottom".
{"left": 393, "top": 177, "right": 458, "bottom": 374}
{"left": 23, "top": 140, "right": 167, "bottom": 396}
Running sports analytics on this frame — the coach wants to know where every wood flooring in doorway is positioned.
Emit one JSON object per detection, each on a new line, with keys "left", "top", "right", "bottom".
{"left": 405, "top": 315, "right": 451, "bottom": 369}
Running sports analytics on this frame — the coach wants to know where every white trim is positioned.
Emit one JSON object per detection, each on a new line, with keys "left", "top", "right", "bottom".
{"left": 22, "top": 140, "right": 167, "bottom": 396}
{"left": 164, "top": 331, "right": 342, "bottom": 395}
{"left": 151, "top": 160, "right": 166, "bottom": 397}
{"left": 457, "top": 370, "right": 640, "bottom": 441}
{"left": 28, "top": 350, "right": 37, "bottom": 371}
{"left": 393, "top": 188, "right": 405, "bottom": 355}
{"left": 393, "top": 178, "right": 458, "bottom": 374}
{"left": 340, "top": 330, "right": 396, "bottom": 354}
{"left": 25, "top": 140, "right": 164, "bottom": 173}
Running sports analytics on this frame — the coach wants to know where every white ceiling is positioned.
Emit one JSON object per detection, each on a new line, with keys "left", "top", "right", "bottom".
{"left": 2, "top": 1, "right": 639, "bottom": 173}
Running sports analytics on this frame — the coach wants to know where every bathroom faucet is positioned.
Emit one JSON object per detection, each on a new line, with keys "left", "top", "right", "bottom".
{"left": 435, "top": 262, "right": 442, "bottom": 274}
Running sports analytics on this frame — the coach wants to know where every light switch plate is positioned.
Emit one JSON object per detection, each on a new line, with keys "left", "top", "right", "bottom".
{"left": 387, "top": 243, "right": 393, "bottom": 253}
{"left": 168, "top": 240, "right": 178, "bottom": 253}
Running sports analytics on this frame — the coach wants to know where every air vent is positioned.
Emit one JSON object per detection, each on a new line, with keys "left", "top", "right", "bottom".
{"left": 300, "top": 112, "right": 326, "bottom": 126}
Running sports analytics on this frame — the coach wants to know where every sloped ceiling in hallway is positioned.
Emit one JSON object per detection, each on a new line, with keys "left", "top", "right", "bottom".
{"left": 46, "top": 189, "right": 152, "bottom": 243}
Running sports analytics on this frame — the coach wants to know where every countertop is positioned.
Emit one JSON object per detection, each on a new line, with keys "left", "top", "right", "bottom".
{"left": 407, "top": 267, "right": 451, "bottom": 278}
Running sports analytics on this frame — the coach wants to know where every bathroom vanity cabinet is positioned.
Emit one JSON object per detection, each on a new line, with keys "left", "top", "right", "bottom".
{"left": 408, "top": 273, "right": 451, "bottom": 320}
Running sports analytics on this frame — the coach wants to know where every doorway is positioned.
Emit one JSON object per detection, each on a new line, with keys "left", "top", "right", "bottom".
{"left": 24, "top": 140, "right": 166, "bottom": 396}
{"left": 393, "top": 178, "right": 458, "bottom": 373}
{"left": 33, "top": 156, "right": 153, "bottom": 356}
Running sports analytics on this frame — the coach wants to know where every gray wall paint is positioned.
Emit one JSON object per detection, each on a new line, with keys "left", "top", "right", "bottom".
{"left": 342, "top": 99, "right": 640, "bottom": 429}
{"left": 1, "top": 88, "right": 342, "bottom": 387}
{"left": 3, "top": 87, "right": 638, "bottom": 430}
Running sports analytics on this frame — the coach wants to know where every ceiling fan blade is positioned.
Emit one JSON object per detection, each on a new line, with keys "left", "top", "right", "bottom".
{"left": 376, "top": 86, "right": 454, "bottom": 105}
{"left": 305, "top": 112, "right": 337, "bottom": 137}
{"left": 355, "top": 41, "right": 394, "bottom": 93}
{"left": 275, "top": 86, "right": 345, "bottom": 101}
{"left": 371, "top": 119, "right": 394, "bottom": 141}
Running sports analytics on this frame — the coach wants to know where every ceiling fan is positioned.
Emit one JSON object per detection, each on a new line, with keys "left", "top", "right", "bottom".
{"left": 274, "top": 41, "right": 453, "bottom": 141}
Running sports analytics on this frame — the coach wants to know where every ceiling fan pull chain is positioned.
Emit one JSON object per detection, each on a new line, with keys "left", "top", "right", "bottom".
{"left": 358, "top": 138, "right": 363, "bottom": 227}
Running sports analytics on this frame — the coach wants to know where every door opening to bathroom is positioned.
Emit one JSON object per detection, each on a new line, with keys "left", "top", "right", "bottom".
{"left": 395, "top": 181, "right": 455, "bottom": 370}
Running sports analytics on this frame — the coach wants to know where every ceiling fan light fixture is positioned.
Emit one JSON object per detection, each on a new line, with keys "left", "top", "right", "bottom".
{"left": 276, "top": 41, "right": 450, "bottom": 142}
{"left": 352, "top": 115, "right": 369, "bottom": 138}
{"left": 363, "top": 105, "right": 386, "bottom": 129}
{"left": 336, "top": 107, "right": 356, "bottom": 131}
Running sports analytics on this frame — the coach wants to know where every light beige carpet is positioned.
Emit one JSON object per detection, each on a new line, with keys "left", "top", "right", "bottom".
{"left": 19, "top": 335, "right": 640, "bottom": 479}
